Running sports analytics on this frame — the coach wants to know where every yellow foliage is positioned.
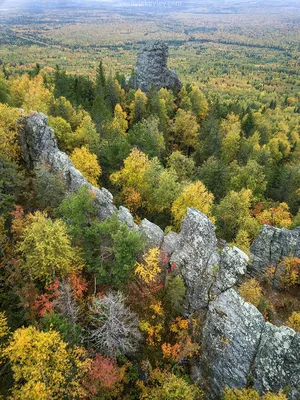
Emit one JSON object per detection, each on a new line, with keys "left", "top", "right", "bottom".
{"left": 161, "top": 342, "right": 180, "bottom": 361}
{"left": 138, "top": 367, "right": 203, "bottom": 400}
{"left": 0, "top": 103, "right": 21, "bottom": 160}
{"left": 11, "top": 74, "right": 52, "bottom": 114}
{"left": 135, "top": 247, "right": 161, "bottom": 284}
{"left": 112, "top": 103, "right": 128, "bottom": 135}
{"left": 5, "top": 326, "right": 90, "bottom": 400}
{"left": 149, "top": 301, "right": 164, "bottom": 317}
{"left": 286, "top": 311, "right": 300, "bottom": 332}
{"left": 254, "top": 203, "right": 292, "bottom": 229}
{"left": 279, "top": 256, "right": 300, "bottom": 287}
{"left": 110, "top": 148, "right": 150, "bottom": 194}
{"left": 224, "top": 387, "right": 287, "bottom": 400}
{"left": 173, "top": 108, "right": 200, "bottom": 150}
{"left": 70, "top": 146, "right": 101, "bottom": 187}
{"left": 238, "top": 278, "right": 263, "bottom": 307}
{"left": 170, "top": 317, "right": 189, "bottom": 333}
{"left": 171, "top": 180, "right": 214, "bottom": 228}
{"left": 140, "top": 321, "right": 163, "bottom": 346}
{"left": 18, "top": 211, "right": 83, "bottom": 283}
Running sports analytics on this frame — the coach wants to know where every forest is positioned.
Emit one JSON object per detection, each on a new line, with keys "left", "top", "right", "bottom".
{"left": 0, "top": 2, "right": 300, "bottom": 399}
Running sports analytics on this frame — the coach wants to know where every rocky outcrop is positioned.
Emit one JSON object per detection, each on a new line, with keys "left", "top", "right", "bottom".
{"left": 134, "top": 40, "right": 182, "bottom": 92}
{"left": 200, "top": 289, "right": 265, "bottom": 398}
{"left": 171, "top": 210, "right": 300, "bottom": 399}
{"left": 19, "top": 113, "right": 300, "bottom": 399}
{"left": 171, "top": 208, "right": 248, "bottom": 310}
{"left": 249, "top": 224, "right": 300, "bottom": 289}
{"left": 19, "top": 112, "right": 116, "bottom": 220}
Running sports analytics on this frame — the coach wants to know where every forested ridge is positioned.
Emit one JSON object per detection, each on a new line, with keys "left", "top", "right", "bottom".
{"left": 0, "top": 44, "right": 300, "bottom": 399}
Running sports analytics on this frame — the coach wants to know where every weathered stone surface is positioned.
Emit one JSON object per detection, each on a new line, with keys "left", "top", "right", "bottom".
{"left": 20, "top": 112, "right": 116, "bottom": 220}
{"left": 118, "top": 206, "right": 138, "bottom": 230}
{"left": 253, "top": 323, "right": 300, "bottom": 400}
{"left": 161, "top": 231, "right": 178, "bottom": 256}
{"left": 134, "top": 40, "right": 182, "bottom": 92}
{"left": 171, "top": 208, "right": 248, "bottom": 309}
{"left": 139, "top": 218, "right": 164, "bottom": 248}
{"left": 250, "top": 224, "right": 300, "bottom": 276}
{"left": 200, "top": 289, "right": 265, "bottom": 399}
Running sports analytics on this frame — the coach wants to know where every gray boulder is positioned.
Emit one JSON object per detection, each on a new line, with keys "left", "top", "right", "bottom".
{"left": 19, "top": 112, "right": 116, "bottom": 220}
{"left": 171, "top": 208, "right": 248, "bottom": 309}
{"left": 134, "top": 40, "right": 182, "bottom": 92}
{"left": 139, "top": 218, "right": 164, "bottom": 248}
{"left": 118, "top": 206, "right": 138, "bottom": 230}
{"left": 253, "top": 323, "right": 300, "bottom": 399}
{"left": 200, "top": 289, "right": 265, "bottom": 398}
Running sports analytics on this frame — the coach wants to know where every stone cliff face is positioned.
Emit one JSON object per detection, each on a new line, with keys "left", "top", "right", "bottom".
{"left": 19, "top": 113, "right": 300, "bottom": 399}
{"left": 134, "top": 40, "right": 182, "bottom": 92}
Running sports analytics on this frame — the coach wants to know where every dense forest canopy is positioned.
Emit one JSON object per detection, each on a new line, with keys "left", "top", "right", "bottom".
{"left": 0, "top": 1, "right": 299, "bottom": 399}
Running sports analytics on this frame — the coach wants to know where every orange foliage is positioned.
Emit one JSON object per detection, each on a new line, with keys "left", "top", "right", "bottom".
{"left": 34, "top": 279, "right": 60, "bottom": 317}
{"left": 83, "top": 354, "right": 126, "bottom": 398}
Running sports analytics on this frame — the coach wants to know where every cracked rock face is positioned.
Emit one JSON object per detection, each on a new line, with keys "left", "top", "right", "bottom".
{"left": 250, "top": 224, "right": 300, "bottom": 288}
{"left": 253, "top": 323, "right": 300, "bottom": 399}
{"left": 134, "top": 40, "right": 182, "bottom": 92}
{"left": 20, "top": 112, "right": 116, "bottom": 220}
{"left": 171, "top": 208, "right": 248, "bottom": 310}
{"left": 200, "top": 289, "right": 265, "bottom": 398}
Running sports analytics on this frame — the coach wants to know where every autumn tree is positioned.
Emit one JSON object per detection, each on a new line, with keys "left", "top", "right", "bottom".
{"left": 229, "top": 160, "right": 267, "bottom": 201}
{"left": 83, "top": 354, "right": 127, "bottom": 399}
{"left": 0, "top": 103, "right": 21, "bottom": 160}
{"left": 215, "top": 189, "right": 259, "bottom": 242}
{"left": 10, "top": 74, "right": 52, "bottom": 114}
{"left": 127, "top": 117, "right": 165, "bottom": 158}
{"left": 72, "top": 114, "right": 99, "bottom": 152}
{"left": 111, "top": 103, "right": 128, "bottom": 135}
{"left": 0, "top": 155, "right": 25, "bottom": 215}
{"left": 110, "top": 148, "right": 151, "bottom": 207}
{"left": 18, "top": 211, "right": 83, "bottom": 283}
{"left": 48, "top": 115, "right": 73, "bottom": 152}
{"left": 223, "top": 388, "right": 287, "bottom": 399}
{"left": 254, "top": 202, "right": 292, "bottom": 229}
{"left": 129, "top": 88, "right": 148, "bottom": 124}
{"left": 172, "top": 181, "right": 214, "bottom": 228}
{"left": 189, "top": 84, "right": 208, "bottom": 123}
{"left": 286, "top": 311, "right": 300, "bottom": 332}
{"left": 220, "top": 113, "right": 242, "bottom": 165}
{"left": 88, "top": 292, "right": 141, "bottom": 357}
{"left": 70, "top": 146, "right": 101, "bottom": 187}
{"left": 173, "top": 109, "right": 199, "bottom": 152}
{"left": 167, "top": 150, "right": 195, "bottom": 182}
{"left": 5, "top": 326, "right": 89, "bottom": 399}
{"left": 238, "top": 279, "right": 263, "bottom": 307}
{"left": 135, "top": 247, "right": 161, "bottom": 284}
{"left": 138, "top": 368, "right": 203, "bottom": 400}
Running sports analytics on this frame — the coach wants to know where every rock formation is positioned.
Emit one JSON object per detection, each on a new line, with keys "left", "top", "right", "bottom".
{"left": 250, "top": 224, "right": 300, "bottom": 289}
{"left": 134, "top": 40, "right": 182, "bottom": 92}
{"left": 173, "top": 211, "right": 300, "bottom": 400}
{"left": 20, "top": 112, "right": 116, "bottom": 220}
{"left": 19, "top": 113, "right": 300, "bottom": 399}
